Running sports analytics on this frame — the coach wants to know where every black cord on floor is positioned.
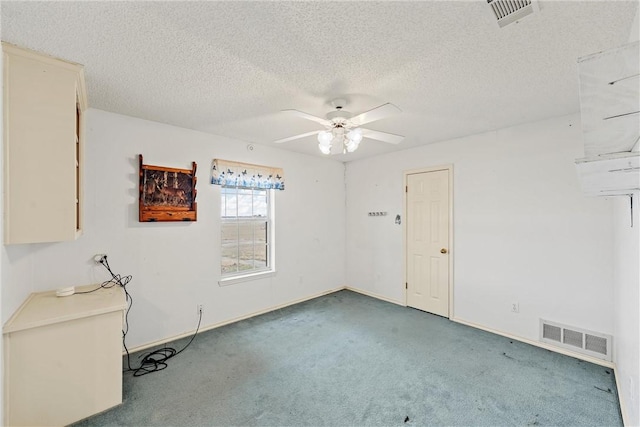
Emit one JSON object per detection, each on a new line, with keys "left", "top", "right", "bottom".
{"left": 131, "top": 310, "right": 202, "bottom": 377}
{"left": 80, "top": 256, "right": 202, "bottom": 377}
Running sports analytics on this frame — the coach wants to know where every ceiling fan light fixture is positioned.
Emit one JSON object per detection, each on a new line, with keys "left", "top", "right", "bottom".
{"left": 344, "top": 128, "right": 363, "bottom": 153}
{"left": 345, "top": 139, "right": 359, "bottom": 153}
{"left": 347, "top": 128, "right": 363, "bottom": 143}
{"left": 318, "top": 143, "right": 332, "bottom": 155}
{"left": 318, "top": 130, "right": 333, "bottom": 145}
{"left": 318, "top": 130, "right": 333, "bottom": 154}
{"left": 279, "top": 100, "right": 403, "bottom": 155}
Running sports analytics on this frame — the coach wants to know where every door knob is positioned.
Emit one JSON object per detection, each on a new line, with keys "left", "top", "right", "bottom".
{"left": 440, "top": 248, "right": 448, "bottom": 254}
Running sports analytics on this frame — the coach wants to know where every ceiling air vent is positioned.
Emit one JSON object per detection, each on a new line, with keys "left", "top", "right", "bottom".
{"left": 488, "top": 0, "right": 538, "bottom": 28}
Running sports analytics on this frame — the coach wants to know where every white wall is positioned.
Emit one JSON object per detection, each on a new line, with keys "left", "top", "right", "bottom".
{"left": 612, "top": 195, "right": 639, "bottom": 426}
{"left": 0, "top": 30, "right": 4, "bottom": 426}
{"left": 345, "top": 114, "right": 614, "bottom": 342}
{"left": 612, "top": 14, "right": 640, "bottom": 426}
{"left": 1, "top": 109, "right": 346, "bottom": 349}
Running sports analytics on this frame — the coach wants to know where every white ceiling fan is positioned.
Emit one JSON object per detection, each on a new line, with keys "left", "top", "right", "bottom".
{"left": 274, "top": 99, "right": 404, "bottom": 155}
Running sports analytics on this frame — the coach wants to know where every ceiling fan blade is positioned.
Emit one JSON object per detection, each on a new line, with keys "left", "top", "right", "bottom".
{"left": 349, "top": 103, "right": 401, "bottom": 127}
{"left": 283, "top": 109, "right": 331, "bottom": 126}
{"left": 361, "top": 128, "right": 405, "bottom": 145}
{"left": 273, "top": 130, "right": 321, "bottom": 144}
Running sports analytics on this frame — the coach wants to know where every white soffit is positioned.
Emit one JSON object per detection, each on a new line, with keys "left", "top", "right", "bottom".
{"left": 578, "top": 41, "right": 640, "bottom": 158}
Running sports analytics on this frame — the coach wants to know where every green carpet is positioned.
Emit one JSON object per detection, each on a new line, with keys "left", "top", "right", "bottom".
{"left": 73, "top": 290, "right": 622, "bottom": 426}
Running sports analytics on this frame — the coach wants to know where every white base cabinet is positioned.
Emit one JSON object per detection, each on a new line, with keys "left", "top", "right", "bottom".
{"left": 3, "top": 286, "right": 126, "bottom": 426}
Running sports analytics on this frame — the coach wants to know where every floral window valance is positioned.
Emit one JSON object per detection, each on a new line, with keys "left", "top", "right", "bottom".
{"left": 211, "top": 159, "right": 285, "bottom": 190}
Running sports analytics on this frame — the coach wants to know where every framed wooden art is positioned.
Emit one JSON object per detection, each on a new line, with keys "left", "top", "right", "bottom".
{"left": 139, "top": 154, "right": 197, "bottom": 222}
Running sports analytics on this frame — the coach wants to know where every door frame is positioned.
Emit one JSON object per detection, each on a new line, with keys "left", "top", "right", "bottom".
{"left": 403, "top": 164, "right": 454, "bottom": 318}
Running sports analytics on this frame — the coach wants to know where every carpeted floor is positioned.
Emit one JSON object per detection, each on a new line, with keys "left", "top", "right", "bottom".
{"left": 73, "top": 290, "right": 622, "bottom": 426}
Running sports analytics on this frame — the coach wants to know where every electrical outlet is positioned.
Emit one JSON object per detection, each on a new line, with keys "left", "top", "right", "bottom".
{"left": 511, "top": 302, "right": 519, "bottom": 313}
{"left": 93, "top": 254, "right": 107, "bottom": 264}
{"left": 197, "top": 304, "right": 204, "bottom": 317}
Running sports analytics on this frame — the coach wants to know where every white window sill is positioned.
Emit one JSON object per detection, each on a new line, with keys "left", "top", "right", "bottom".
{"left": 219, "top": 270, "right": 276, "bottom": 286}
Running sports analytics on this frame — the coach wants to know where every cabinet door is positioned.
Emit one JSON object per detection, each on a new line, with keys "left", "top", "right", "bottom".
{"left": 4, "top": 46, "right": 82, "bottom": 244}
{"left": 5, "top": 311, "right": 123, "bottom": 426}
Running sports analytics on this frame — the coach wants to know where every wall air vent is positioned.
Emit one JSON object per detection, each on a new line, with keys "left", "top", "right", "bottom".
{"left": 540, "top": 319, "right": 612, "bottom": 362}
{"left": 487, "top": 0, "right": 538, "bottom": 28}
{"left": 542, "top": 323, "right": 561, "bottom": 342}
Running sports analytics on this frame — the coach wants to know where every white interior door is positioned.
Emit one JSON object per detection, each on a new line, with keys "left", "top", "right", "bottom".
{"left": 406, "top": 169, "right": 450, "bottom": 317}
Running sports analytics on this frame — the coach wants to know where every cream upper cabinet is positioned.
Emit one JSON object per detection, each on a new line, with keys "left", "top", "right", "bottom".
{"left": 3, "top": 43, "right": 87, "bottom": 244}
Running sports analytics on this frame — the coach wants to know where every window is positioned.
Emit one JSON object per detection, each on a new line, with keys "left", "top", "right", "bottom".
{"left": 221, "top": 187, "right": 272, "bottom": 278}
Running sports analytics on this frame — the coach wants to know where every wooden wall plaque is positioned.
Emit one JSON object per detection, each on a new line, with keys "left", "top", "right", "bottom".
{"left": 139, "top": 155, "right": 197, "bottom": 222}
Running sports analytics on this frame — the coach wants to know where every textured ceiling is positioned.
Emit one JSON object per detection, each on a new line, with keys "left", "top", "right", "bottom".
{"left": 1, "top": 1, "right": 637, "bottom": 161}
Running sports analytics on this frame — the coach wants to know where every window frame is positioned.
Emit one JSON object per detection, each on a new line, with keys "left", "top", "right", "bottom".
{"left": 219, "top": 186, "right": 275, "bottom": 285}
